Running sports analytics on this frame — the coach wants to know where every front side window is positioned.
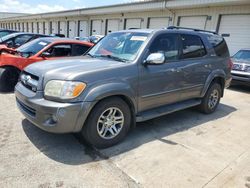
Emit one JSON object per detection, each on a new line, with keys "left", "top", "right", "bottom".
{"left": 149, "top": 33, "right": 180, "bottom": 61}
{"left": 88, "top": 32, "right": 150, "bottom": 62}
{"left": 181, "top": 34, "right": 206, "bottom": 59}
{"left": 45, "top": 44, "right": 72, "bottom": 57}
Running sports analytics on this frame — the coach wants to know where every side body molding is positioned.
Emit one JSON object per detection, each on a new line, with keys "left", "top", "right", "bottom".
{"left": 83, "top": 82, "right": 137, "bottom": 112}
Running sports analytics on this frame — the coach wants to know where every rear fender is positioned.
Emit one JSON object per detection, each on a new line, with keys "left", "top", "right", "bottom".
{"left": 201, "top": 69, "right": 226, "bottom": 97}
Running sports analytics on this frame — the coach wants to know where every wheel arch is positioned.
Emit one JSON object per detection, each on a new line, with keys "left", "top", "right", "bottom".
{"left": 202, "top": 70, "right": 226, "bottom": 97}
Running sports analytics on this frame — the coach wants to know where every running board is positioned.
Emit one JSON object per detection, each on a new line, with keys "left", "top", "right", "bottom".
{"left": 136, "top": 99, "right": 201, "bottom": 122}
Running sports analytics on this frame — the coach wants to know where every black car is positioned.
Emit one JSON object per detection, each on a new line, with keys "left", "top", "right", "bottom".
{"left": 231, "top": 49, "right": 250, "bottom": 86}
{"left": 0, "top": 32, "right": 50, "bottom": 49}
{"left": 0, "top": 29, "right": 18, "bottom": 38}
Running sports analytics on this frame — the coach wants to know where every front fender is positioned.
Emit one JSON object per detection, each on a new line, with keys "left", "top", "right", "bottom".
{"left": 201, "top": 69, "right": 226, "bottom": 97}
{"left": 83, "top": 82, "right": 137, "bottom": 111}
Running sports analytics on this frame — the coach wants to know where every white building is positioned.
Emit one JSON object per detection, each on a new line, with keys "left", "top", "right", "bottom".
{"left": 0, "top": 0, "right": 250, "bottom": 55}
{"left": 0, "top": 12, "right": 28, "bottom": 19}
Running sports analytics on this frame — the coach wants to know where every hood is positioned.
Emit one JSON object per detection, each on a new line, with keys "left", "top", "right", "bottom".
{"left": 232, "top": 58, "right": 250, "bottom": 65}
{"left": 0, "top": 53, "right": 25, "bottom": 68}
{"left": 25, "top": 56, "right": 126, "bottom": 81}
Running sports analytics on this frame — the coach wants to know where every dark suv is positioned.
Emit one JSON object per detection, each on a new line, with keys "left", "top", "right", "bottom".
{"left": 15, "top": 26, "right": 232, "bottom": 148}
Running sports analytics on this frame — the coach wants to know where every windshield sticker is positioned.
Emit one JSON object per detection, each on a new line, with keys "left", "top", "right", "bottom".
{"left": 38, "top": 42, "right": 48, "bottom": 46}
{"left": 130, "top": 36, "right": 147, "bottom": 41}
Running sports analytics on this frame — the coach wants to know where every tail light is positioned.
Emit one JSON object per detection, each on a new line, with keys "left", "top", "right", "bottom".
{"left": 228, "top": 58, "right": 233, "bottom": 70}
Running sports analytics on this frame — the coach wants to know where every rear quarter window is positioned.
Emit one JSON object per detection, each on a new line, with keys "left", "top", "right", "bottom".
{"left": 206, "top": 35, "right": 229, "bottom": 57}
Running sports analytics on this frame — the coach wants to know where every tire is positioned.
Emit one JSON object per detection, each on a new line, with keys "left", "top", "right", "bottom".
{"left": 81, "top": 97, "right": 131, "bottom": 149}
{"left": 0, "top": 67, "right": 19, "bottom": 92}
{"left": 199, "top": 83, "right": 222, "bottom": 114}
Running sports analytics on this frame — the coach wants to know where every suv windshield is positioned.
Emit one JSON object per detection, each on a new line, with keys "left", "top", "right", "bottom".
{"left": 88, "top": 32, "right": 150, "bottom": 62}
{"left": 233, "top": 50, "right": 250, "bottom": 61}
{"left": 16, "top": 39, "right": 51, "bottom": 57}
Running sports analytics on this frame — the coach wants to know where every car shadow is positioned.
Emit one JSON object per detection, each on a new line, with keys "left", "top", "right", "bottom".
{"left": 22, "top": 103, "right": 237, "bottom": 165}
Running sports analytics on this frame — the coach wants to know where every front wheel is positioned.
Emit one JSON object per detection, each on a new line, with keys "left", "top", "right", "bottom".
{"left": 81, "top": 97, "right": 131, "bottom": 148}
{"left": 199, "top": 83, "right": 222, "bottom": 114}
{"left": 0, "top": 67, "right": 19, "bottom": 92}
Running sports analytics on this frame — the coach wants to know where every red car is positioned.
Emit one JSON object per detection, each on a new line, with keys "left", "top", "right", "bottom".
{"left": 0, "top": 38, "right": 93, "bottom": 92}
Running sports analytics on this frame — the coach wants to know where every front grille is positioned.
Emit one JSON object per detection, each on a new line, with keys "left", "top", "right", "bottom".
{"left": 232, "top": 63, "right": 250, "bottom": 72}
{"left": 20, "top": 71, "right": 39, "bottom": 92}
{"left": 232, "top": 64, "right": 244, "bottom": 71}
{"left": 16, "top": 98, "right": 36, "bottom": 117}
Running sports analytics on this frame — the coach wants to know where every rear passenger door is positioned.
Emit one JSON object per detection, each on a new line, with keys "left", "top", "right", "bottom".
{"left": 178, "top": 34, "right": 211, "bottom": 101}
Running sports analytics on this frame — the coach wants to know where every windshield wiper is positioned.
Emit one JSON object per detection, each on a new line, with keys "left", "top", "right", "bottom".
{"left": 96, "top": 54, "right": 128, "bottom": 62}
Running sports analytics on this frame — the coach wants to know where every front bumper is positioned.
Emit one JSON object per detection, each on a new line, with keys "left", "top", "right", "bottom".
{"left": 231, "top": 70, "right": 250, "bottom": 86}
{"left": 15, "top": 82, "right": 94, "bottom": 133}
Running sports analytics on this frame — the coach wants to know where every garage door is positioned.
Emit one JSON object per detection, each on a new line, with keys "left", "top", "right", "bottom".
{"left": 51, "top": 21, "right": 58, "bottom": 34}
{"left": 91, "top": 20, "right": 103, "bottom": 35}
{"left": 125, "top": 18, "right": 142, "bottom": 29}
{"left": 107, "top": 19, "right": 120, "bottom": 34}
{"left": 218, "top": 14, "right": 250, "bottom": 56}
{"left": 68, "top": 21, "right": 77, "bottom": 38}
{"left": 178, "top": 16, "right": 207, "bottom": 30}
{"left": 23, "top": 23, "right": 28, "bottom": 32}
{"left": 79, "top": 20, "right": 88, "bottom": 37}
{"left": 38, "top": 22, "right": 43, "bottom": 34}
{"left": 44, "top": 22, "right": 50, "bottom": 35}
{"left": 148, "top": 17, "right": 170, "bottom": 29}
{"left": 20, "top": 23, "right": 24, "bottom": 32}
{"left": 58, "top": 21, "right": 66, "bottom": 36}
{"left": 14, "top": 23, "right": 17, "bottom": 30}
{"left": 33, "top": 22, "right": 38, "bottom": 33}
{"left": 28, "top": 22, "right": 32, "bottom": 33}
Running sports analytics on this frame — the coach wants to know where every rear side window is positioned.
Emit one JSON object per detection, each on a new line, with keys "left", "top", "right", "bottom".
{"left": 206, "top": 35, "right": 229, "bottom": 57}
{"left": 180, "top": 34, "right": 206, "bottom": 59}
{"left": 71, "top": 44, "right": 90, "bottom": 56}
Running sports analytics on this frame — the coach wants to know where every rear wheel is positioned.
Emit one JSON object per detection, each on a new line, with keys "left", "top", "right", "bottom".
{"left": 81, "top": 97, "right": 131, "bottom": 148}
{"left": 199, "top": 83, "right": 222, "bottom": 114}
{"left": 0, "top": 67, "right": 19, "bottom": 92}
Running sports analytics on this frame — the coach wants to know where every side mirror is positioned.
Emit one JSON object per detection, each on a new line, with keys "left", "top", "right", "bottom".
{"left": 40, "top": 52, "right": 51, "bottom": 58}
{"left": 144, "top": 53, "right": 165, "bottom": 65}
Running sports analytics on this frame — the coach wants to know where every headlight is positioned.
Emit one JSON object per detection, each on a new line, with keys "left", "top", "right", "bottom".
{"left": 245, "top": 66, "right": 250, "bottom": 72}
{"left": 45, "top": 80, "right": 86, "bottom": 99}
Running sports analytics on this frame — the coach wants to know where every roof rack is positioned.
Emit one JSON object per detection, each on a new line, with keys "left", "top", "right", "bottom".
{"left": 167, "top": 26, "right": 217, "bottom": 35}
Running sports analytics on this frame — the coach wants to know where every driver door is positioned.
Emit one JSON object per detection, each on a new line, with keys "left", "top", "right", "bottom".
{"left": 138, "top": 33, "right": 183, "bottom": 112}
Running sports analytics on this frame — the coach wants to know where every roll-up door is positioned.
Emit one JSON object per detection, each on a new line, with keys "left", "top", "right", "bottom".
{"left": 178, "top": 16, "right": 207, "bottom": 30}
{"left": 125, "top": 18, "right": 142, "bottom": 29}
{"left": 218, "top": 14, "right": 250, "bottom": 55}
{"left": 106, "top": 19, "right": 120, "bottom": 34}
{"left": 148, "top": 17, "right": 170, "bottom": 29}
{"left": 91, "top": 20, "right": 103, "bottom": 35}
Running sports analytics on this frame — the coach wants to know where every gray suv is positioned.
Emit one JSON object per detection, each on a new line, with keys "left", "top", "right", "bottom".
{"left": 15, "top": 27, "right": 232, "bottom": 148}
